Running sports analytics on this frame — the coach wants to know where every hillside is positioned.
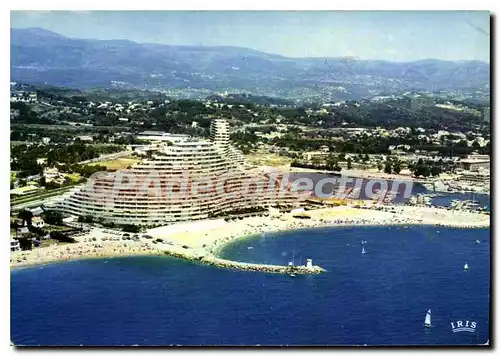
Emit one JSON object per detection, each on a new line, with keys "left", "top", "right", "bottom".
{"left": 11, "top": 27, "right": 490, "bottom": 101}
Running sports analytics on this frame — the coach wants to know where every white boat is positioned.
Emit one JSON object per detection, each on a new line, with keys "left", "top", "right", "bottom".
{"left": 288, "top": 250, "right": 296, "bottom": 277}
{"left": 464, "top": 263, "right": 469, "bottom": 271}
{"left": 361, "top": 246, "right": 366, "bottom": 255}
{"left": 424, "top": 309, "right": 432, "bottom": 328}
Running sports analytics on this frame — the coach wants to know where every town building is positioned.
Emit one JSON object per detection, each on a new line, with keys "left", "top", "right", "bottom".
{"left": 32, "top": 216, "right": 45, "bottom": 228}
{"left": 28, "top": 206, "right": 44, "bottom": 216}
{"left": 303, "top": 151, "right": 329, "bottom": 163}
{"left": 43, "top": 167, "right": 61, "bottom": 182}
{"left": 17, "top": 226, "right": 29, "bottom": 235}
{"left": 10, "top": 239, "right": 20, "bottom": 252}
{"left": 15, "top": 218, "right": 26, "bottom": 227}
{"left": 459, "top": 155, "right": 490, "bottom": 171}
{"left": 458, "top": 170, "right": 490, "bottom": 184}
{"left": 10, "top": 185, "right": 39, "bottom": 196}
{"left": 58, "top": 119, "right": 298, "bottom": 226}
{"left": 137, "top": 131, "right": 190, "bottom": 144}
{"left": 76, "top": 135, "right": 93, "bottom": 142}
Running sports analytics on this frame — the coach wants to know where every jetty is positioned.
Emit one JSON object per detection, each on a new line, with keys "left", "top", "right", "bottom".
{"left": 162, "top": 250, "right": 326, "bottom": 275}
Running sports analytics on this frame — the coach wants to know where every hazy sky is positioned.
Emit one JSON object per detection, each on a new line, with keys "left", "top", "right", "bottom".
{"left": 11, "top": 11, "right": 490, "bottom": 62}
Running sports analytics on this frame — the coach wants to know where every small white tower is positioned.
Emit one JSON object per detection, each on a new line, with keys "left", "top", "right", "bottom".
{"left": 306, "top": 259, "right": 313, "bottom": 269}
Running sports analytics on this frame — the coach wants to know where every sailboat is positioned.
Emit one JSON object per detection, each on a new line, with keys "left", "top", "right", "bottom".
{"left": 424, "top": 309, "right": 432, "bottom": 328}
{"left": 361, "top": 246, "right": 366, "bottom": 255}
{"left": 464, "top": 263, "right": 469, "bottom": 271}
{"left": 288, "top": 250, "right": 296, "bottom": 277}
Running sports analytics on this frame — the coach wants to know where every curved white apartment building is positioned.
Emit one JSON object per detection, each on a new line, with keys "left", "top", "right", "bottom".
{"left": 59, "top": 119, "right": 299, "bottom": 226}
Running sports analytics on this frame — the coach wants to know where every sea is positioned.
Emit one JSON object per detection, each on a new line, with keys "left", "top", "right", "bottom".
{"left": 11, "top": 225, "right": 490, "bottom": 346}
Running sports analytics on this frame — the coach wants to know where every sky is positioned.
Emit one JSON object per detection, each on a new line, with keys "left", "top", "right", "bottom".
{"left": 10, "top": 11, "right": 490, "bottom": 62}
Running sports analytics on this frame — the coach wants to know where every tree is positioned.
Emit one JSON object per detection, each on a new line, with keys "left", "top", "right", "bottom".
{"left": 17, "top": 210, "right": 33, "bottom": 226}
{"left": 122, "top": 224, "right": 141, "bottom": 233}
{"left": 45, "top": 181, "right": 62, "bottom": 190}
{"left": 332, "top": 165, "right": 342, "bottom": 172}
{"left": 325, "top": 154, "right": 338, "bottom": 171}
{"left": 413, "top": 162, "right": 431, "bottom": 177}
{"left": 103, "top": 221, "right": 115, "bottom": 229}
{"left": 420, "top": 165, "right": 431, "bottom": 177}
{"left": 18, "top": 237, "right": 33, "bottom": 251}
{"left": 311, "top": 156, "right": 324, "bottom": 167}
{"left": 430, "top": 165, "right": 442, "bottom": 177}
{"left": 347, "top": 157, "right": 352, "bottom": 170}
{"left": 50, "top": 231, "right": 76, "bottom": 243}
{"left": 44, "top": 210, "right": 63, "bottom": 225}
{"left": 384, "top": 162, "right": 392, "bottom": 174}
{"left": 29, "top": 225, "right": 46, "bottom": 237}
{"left": 393, "top": 161, "right": 402, "bottom": 174}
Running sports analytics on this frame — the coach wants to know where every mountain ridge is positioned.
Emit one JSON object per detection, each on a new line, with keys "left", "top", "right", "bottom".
{"left": 11, "top": 27, "right": 490, "bottom": 64}
{"left": 10, "top": 27, "right": 490, "bottom": 101}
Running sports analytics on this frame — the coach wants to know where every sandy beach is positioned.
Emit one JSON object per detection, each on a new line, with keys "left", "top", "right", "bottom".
{"left": 10, "top": 206, "right": 490, "bottom": 269}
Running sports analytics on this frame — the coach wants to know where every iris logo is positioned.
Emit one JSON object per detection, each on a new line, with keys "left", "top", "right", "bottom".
{"left": 450, "top": 320, "right": 477, "bottom": 333}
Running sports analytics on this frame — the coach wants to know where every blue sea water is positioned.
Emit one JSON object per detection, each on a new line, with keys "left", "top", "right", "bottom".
{"left": 11, "top": 225, "right": 490, "bottom": 346}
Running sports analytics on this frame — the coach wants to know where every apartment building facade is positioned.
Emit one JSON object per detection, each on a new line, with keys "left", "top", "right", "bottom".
{"left": 59, "top": 119, "right": 299, "bottom": 226}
